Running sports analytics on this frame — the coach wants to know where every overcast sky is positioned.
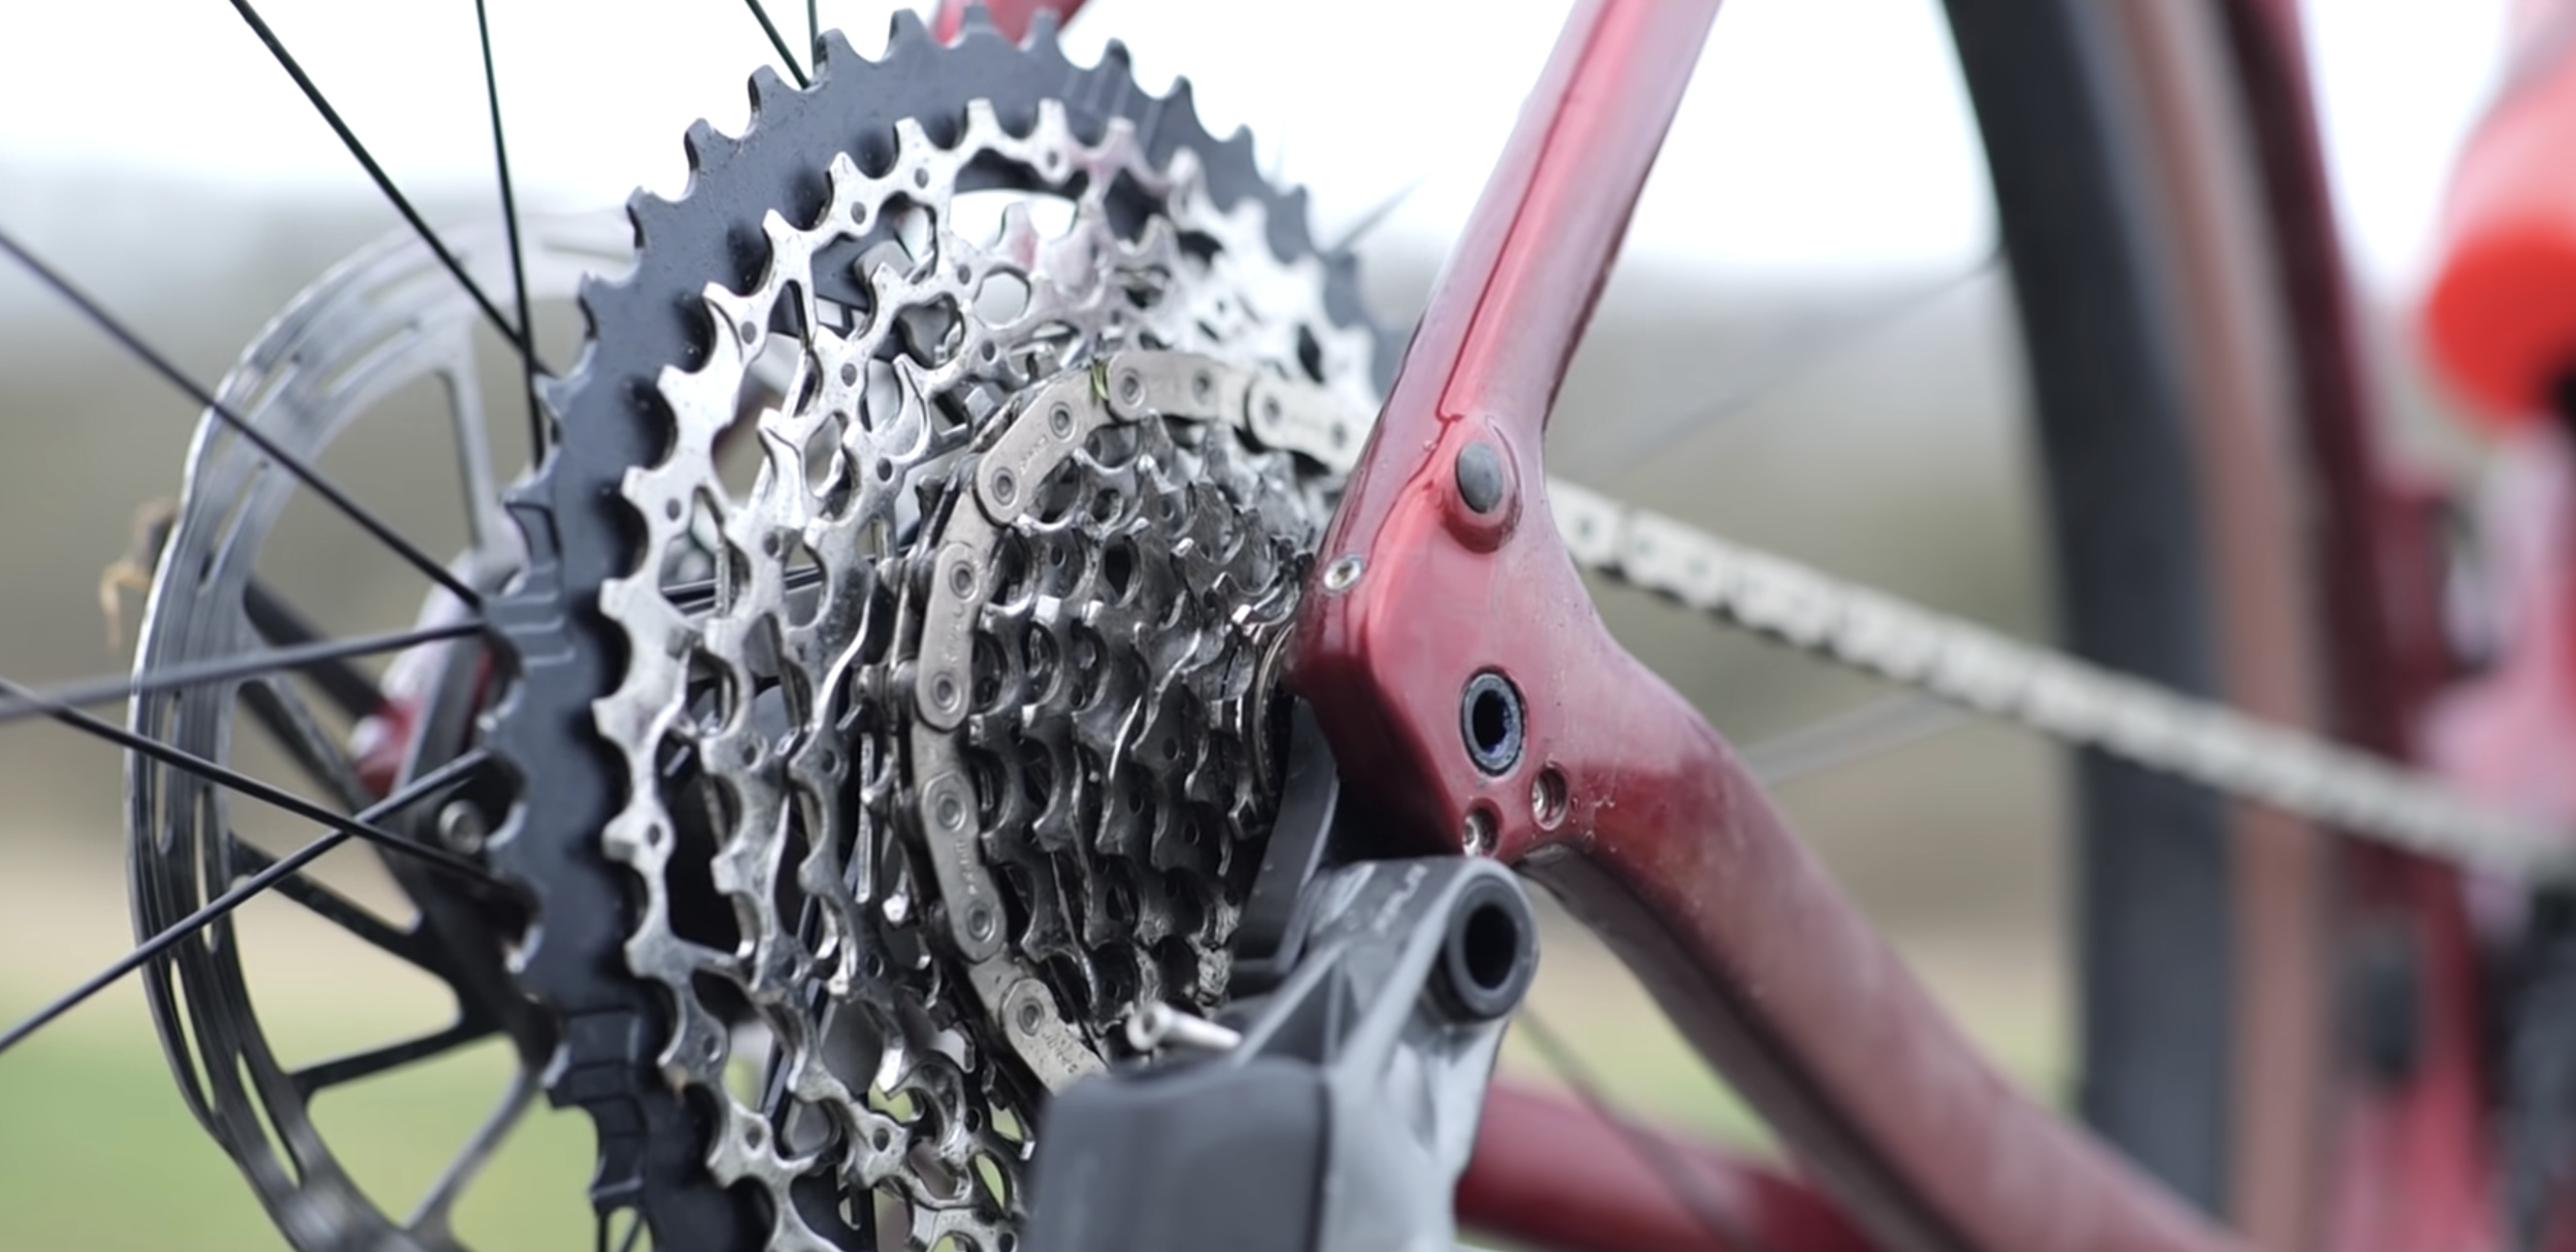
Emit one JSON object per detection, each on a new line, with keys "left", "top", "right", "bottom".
{"left": 0, "top": 0, "right": 2514, "bottom": 288}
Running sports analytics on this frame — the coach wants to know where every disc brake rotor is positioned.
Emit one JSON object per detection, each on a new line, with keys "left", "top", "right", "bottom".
{"left": 484, "top": 15, "right": 1388, "bottom": 1249}
{"left": 125, "top": 212, "right": 627, "bottom": 1252}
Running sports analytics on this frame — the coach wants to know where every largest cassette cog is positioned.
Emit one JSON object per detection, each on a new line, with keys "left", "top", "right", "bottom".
{"left": 482, "top": 12, "right": 1390, "bottom": 1250}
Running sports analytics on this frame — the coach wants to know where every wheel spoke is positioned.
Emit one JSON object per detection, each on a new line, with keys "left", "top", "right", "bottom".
{"left": 226, "top": 839, "right": 440, "bottom": 972}
{"left": 1739, "top": 691, "right": 1965, "bottom": 788}
{"left": 1, "top": 674, "right": 492, "bottom": 883}
{"left": 1326, "top": 178, "right": 1423, "bottom": 254}
{"left": 0, "top": 226, "right": 483, "bottom": 609}
{"left": 742, "top": 0, "right": 811, "bottom": 87}
{"left": 1515, "top": 1006, "right": 1782, "bottom": 1252}
{"left": 473, "top": 0, "right": 547, "bottom": 456}
{"left": 0, "top": 620, "right": 474, "bottom": 731}
{"left": 291, "top": 1015, "right": 498, "bottom": 1097}
{"left": 223, "top": 0, "right": 540, "bottom": 374}
{"left": 0, "top": 750, "right": 486, "bottom": 1059}
{"left": 243, "top": 572, "right": 414, "bottom": 720}
{"left": 596, "top": 1208, "right": 649, "bottom": 1252}
{"left": 410, "top": 1068, "right": 540, "bottom": 1236}
{"left": 1565, "top": 243, "right": 2004, "bottom": 482}
{"left": 240, "top": 677, "right": 373, "bottom": 811}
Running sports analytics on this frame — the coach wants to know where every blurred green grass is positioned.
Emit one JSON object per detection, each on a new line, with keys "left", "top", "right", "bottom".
{"left": 0, "top": 986, "right": 596, "bottom": 1252}
{"left": 0, "top": 932, "right": 2060, "bottom": 1252}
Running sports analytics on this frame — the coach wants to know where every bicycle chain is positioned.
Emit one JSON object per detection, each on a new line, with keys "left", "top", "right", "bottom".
{"left": 1548, "top": 482, "right": 2574, "bottom": 877}
{"left": 1234, "top": 373, "right": 2576, "bottom": 879}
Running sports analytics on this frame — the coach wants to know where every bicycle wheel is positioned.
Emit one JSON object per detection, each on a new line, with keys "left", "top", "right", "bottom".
{"left": 0, "top": 2, "right": 2501, "bottom": 1250}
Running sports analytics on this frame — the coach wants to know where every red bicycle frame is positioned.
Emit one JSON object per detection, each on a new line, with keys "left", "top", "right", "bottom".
{"left": 1282, "top": 4, "right": 2243, "bottom": 1250}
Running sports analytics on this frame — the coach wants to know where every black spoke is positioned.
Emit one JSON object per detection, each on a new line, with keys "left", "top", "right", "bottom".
{"left": 410, "top": 1071, "right": 540, "bottom": 1233}
{"left": 292, "top": 1015, "right": 498, "bottom": 1097}
{"left": 0, "top": 750, "right": 485, "bottom": 1059}
{"left": 230, "top": 840, "right": 439, "bottom": 971}
{"left": 1516, "top": 1006, "right": 1784, "bottom": 1252}
{"left": 240, "top": 677, "right": 374, "bottom": 812}
{"left": 0, "top": 620, "right": 474, "bottom": 730}
{"left": 224, "top": 0, "right": 538, "bottom": 370}
{"left": 1569, "top": 243, "right": 2004, "bottom": 482}
{"left": 0, "top": 674, "right": 492, "bottom": 883}
{"left": 0, "top": 227, "right": 482, "bottom": 609}
{"left": 243, "top": 580, "right": 411, "bottom": 719}
{"left": 743, "top": 0, "right": 811, "bottom": 87}
{"left": 806, "top": 0, "right": 820, "bottom": 65}
{"left": 473, "top": 0, "right": 547, "bottom": 456}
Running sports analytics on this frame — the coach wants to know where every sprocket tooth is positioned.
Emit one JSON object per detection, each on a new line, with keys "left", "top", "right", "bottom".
{"left": 626, "top": 189, "right": 688, "bottom": 252}
{"left": 1165, "top": 75, "right": 1202, "bottom": 126}
{"left": 747, "top": 64, "right": 798, "bottom": 116}
{"left": 682, "top": 118, "right": 743, "bottom": 175}
{"left": 1023, "top": 8, "right": 1063, "bottom": 48}
{"left": 1277, "top": 183, "right": 1313, "bottom": 231}
{"left": 957, "top": 3, "right": 1002, "bottom": 39}
{"left": 885, "top": 6, "right": 934, "bottom": 53}
{"left": 538, "top": 347, "right": 595, "bottom": 423}
{"left": 1271, "top": 182, "right": 1322, "bottom": 258}
{"left": 1098, "top": 36, "right": 1134, "bottom": 74}
{"left": 812, "top": 28, "right": 863, "bottom": 76}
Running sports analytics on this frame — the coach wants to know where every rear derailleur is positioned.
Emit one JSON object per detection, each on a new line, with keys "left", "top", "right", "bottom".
{"left": 1025, "top": 706, "right": 1538, "bottom": 1252}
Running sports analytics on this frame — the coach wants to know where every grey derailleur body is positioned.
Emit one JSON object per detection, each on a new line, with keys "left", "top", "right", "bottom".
{"left": 479, "top": 11, "right": 1394, "bottom": 1252}
{"left": 1025, "top": 708, "right": 1540, "bottom": 1252}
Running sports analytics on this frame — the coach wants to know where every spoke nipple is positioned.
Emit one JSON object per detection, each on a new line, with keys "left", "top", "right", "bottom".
{"left": 1322, "top": 553, "right": 1365, "bottom": 593}
{"left": 1455, "top": 441, "right": 1506, "bottom": 514}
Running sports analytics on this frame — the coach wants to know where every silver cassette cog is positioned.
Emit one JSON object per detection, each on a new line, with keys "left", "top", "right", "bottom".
{"left": 559, "top": 16, "right": 1383, "bottom": 1250}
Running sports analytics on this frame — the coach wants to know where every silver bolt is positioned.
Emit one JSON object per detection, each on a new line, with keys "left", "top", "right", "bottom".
{"left": 1322, "top": 554, "right": 1365, "bottom": 593}
{"left": 1532, "top": 768, "right": 1569, "bottom": 829}
{"left": 436, "top": 801, "right": 487, "bottom": 856}
{"left": 1124, "top": 1001, "right": 1243, "bottom": 1054}
{"left": 1463, "top": 807, "right": 1497, "bottom": 855}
